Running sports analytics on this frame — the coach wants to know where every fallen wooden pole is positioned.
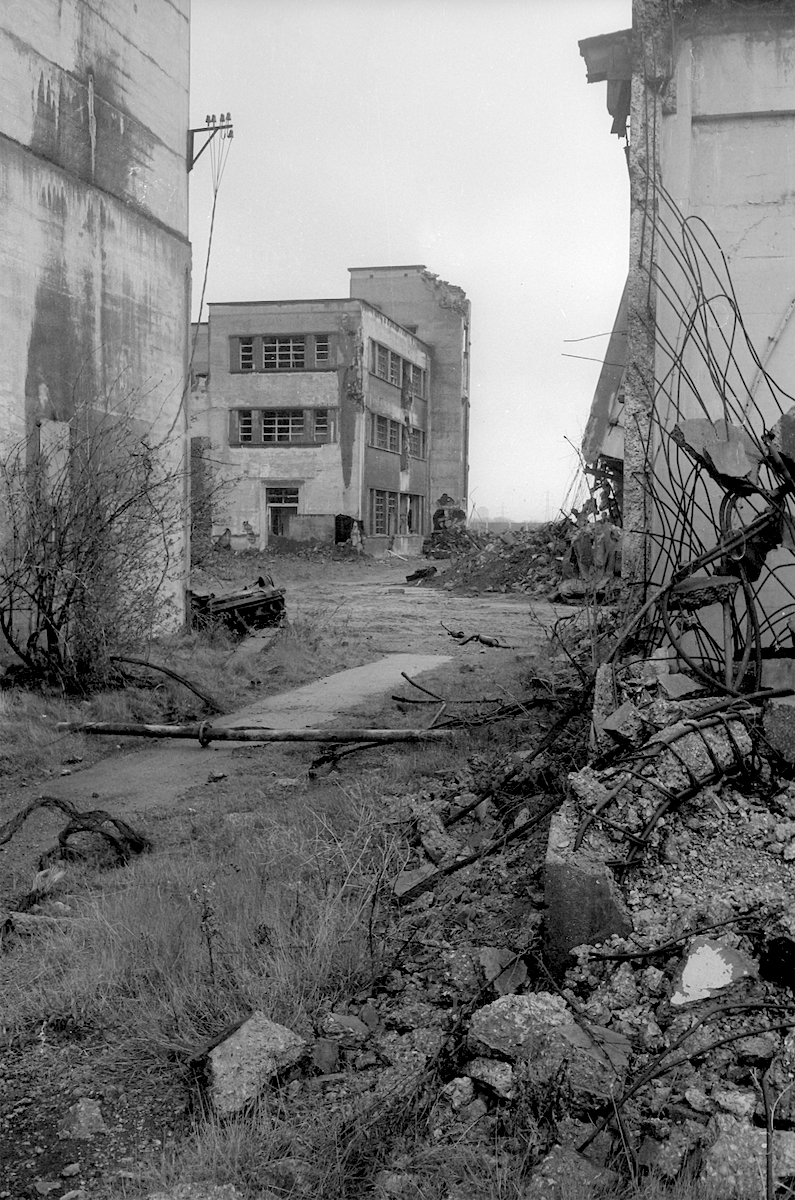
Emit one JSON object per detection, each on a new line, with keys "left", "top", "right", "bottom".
{"left": 57, "top": 721, "right": 452, "bottom": 746}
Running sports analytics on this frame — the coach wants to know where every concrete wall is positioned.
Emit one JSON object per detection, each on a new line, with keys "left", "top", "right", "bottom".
{"left": 349, "top": 265, "right": 470, "bottom": 511}
{"left": 0, "top": 0, "right": 190, "bottom": 604}
{"left": 646, "top": 4, "right": 795, "bottom": 645}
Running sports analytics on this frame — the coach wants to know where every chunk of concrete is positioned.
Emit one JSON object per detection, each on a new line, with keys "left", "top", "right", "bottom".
{"left": 523, "top": 1145, "right": 619, "bottom": 1198}
{"left": 701, "top": 1114, "right": 795, "bottom": 1198}
{"left": 763, "top": 694, "right": 795, "bottom": 763}
{"left": 204, "top": 1012, "right": 306, "bottom": 1115}
{"left": 57, "top": 1098, "right": 107, "bottom": 1140}
{"left": 671, "top": 937, "right": 758, "bottom": 1007}
{"left": 464, "top": 1057, "right": 515, "bottom": 1099}
{"left": 543, "top": 800, "right": 632, "bottom": 974}
{"left": 467, "top": 993, "right": 626, "bottom": 1106}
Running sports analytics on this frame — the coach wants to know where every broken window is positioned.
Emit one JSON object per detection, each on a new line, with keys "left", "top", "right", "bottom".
{"left": 262, "top": 409, "right": 305, "bottom": 442}
{"left": 389, "top": 351, "right": 401, "bottom": 387}
{"left": 237, "top": 410, "right": 253, "bottom": 442}
{"left": 410, "top": 428, "right": 426, "bottom": 459}
{"left": 376, "top": 344, "right": 389, "bottom": 380}
{"left": 315, "top": 335, "right": 330, "bottom": 365}
{"left": 262, "top": 337, "right": 305, "bottom": 370}
{"left": 314, "top": 409, "right": 329, "bottom": 439}
{"left": 240, "top": 339, "right": 254, "bottom": 371}
{"left": 388, "top": 421, "right": 400, "bottom": 453}
{"left": 370, "top": 414, "right": 405, "bottom": 453}
{"left": 411, "top": 364, "right": 427, "bottom": 398}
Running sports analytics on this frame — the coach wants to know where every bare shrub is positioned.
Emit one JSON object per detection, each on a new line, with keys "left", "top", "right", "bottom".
{"left": 0, "top": 406, "right": 184, "bottom": 690}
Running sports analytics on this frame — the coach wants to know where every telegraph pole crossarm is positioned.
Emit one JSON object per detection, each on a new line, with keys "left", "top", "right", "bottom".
{"left": 188, "top": 112, "right": 233, "bottom": 172}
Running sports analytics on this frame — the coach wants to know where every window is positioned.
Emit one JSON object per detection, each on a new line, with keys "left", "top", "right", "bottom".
{"left": 266, "top": 487, "right": 299, "bottom": 506}
{"left": 370, "top": 341, "right": 426, "bottom": 396}
{"left": 230, "top": 407, "right": 334, "bottom": 445}
{"left": 314, "top": 409, "right": 329, "bottom": 439}
{"left": 370, "top": 489, "right": 399, "bottom": 535}
{"left": 370, "top": 413, "right": 405, "bottom": 453}
{"left": 231, "top": 334, "right": 332, "bottom": 374}
{"left": 263, "top": 337, "right": 305, "bottom": 370}
{"left": 237, "top": 410, "right": 253, "bottom": 442}
{"left": 410, "top": 428, "right": 426, "bottom": 459}
{"left": 262, "top": 409, "right": 305, "bottom": 442}
{"left": 370, "top": 490, "right": 424, "bottom": 535}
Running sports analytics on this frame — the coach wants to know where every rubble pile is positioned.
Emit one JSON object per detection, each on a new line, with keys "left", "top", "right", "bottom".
{"left": 182, "top": 660, "right": 795, "bottom": 1198}
{"left": 427, "top": 516, "right": 622, "bottom": 601}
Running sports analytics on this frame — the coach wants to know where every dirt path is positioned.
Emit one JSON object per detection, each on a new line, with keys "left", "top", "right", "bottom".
{"left": 0, "top": 561, "right": 558, "bottom": 889}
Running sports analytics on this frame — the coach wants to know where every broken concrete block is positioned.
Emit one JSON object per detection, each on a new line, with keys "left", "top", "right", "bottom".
{"left": 763, "top": 695, "right": 795, "bottom": 763}
{"left": 478, "top": 945, "right": 528, "bottom": 995}
{"left": 467, "top": 994, "right": 626, "bottom": 1105}
{"left": 464, "top": 1057, "right": 515, "bottom": 1099}
{"left": 320, "top": 1011, "right": 370, "bottom": 1046}
{"left": 657, "top": 672, "right": 704, "bottom": 700}
{"left": 543, "top": 800, "right": 632, "bottom": 974}
{"left": 599, "top": 701, "right": 644, "bottom": 747}
{"left": 57, "top": 1098, "right": 107, "bottom": 1139}
{"left": 523, "top": 1145, "right": 619, "bottom": 1198}
{"left": 701, "top": 1114, "right": 795, "bottom": 1198}
{"left": 393, "top": 863, "right": 435, "bottom": 899}
{"left": 204, "top": 1012, "right": 306, "bottom": 1115}
{"left": 670, "top": 937, "right": 757, "bottom": 1007}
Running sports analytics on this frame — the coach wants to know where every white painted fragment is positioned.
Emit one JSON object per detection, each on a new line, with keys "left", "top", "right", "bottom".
{"left": 671, "top": 937, "right": 756, "bottom": 1007}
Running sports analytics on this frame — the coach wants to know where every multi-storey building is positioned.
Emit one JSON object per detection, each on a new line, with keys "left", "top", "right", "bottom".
{"left": 190, "top": 266, "right": 470, "bottom": 556}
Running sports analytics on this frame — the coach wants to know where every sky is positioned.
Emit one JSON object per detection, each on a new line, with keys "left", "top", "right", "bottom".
{"left": 189, "top": 0, "right": 631, "bottom": 523}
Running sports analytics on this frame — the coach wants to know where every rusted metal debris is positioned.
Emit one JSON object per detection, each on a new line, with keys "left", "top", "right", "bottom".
{"left": 0, "top": 795, "right": 151, "bottom": 868}
{"left": 187, "top": 574, "right": 286, "bottom": 634}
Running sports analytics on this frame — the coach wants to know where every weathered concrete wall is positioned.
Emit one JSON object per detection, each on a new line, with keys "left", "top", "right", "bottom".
{"left": 0, "top": 0, "right": 190, "bottom": 607}
{"left": 350, "top": 265, "right": 470, "bottom": 511}
{"left": 644, "top": 2, "right": 795, "bottom": 638}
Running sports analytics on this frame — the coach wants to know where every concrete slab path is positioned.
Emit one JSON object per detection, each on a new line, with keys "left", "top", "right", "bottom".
{"left": 44, "top": 653, "right": 451, "bottom": 814}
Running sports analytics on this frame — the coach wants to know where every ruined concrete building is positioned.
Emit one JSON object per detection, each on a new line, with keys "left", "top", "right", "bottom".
{"left": 581, "top": 0, "right": 795, "bottom": 649}
{"left": 0, "top": 0, "right": 191, "bottom": 607}
{"left": 190, "top": 266, "right": 470, "bottom": 555}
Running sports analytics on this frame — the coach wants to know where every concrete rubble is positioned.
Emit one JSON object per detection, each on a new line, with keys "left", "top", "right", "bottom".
{"left": 181, "top": 647, "right": 795, "bottom": 1198}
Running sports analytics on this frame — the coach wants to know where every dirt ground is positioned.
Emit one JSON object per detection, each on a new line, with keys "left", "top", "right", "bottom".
{"left": 0, "top": 557, "right": 559, "bottom": 891}
{"left": 0, "top": 555, "right": 566, "bottom": 1200}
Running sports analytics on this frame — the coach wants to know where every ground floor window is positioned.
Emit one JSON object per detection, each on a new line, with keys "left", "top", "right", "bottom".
{"left": 369, "top": 490, "right": 424, "bottom": 535}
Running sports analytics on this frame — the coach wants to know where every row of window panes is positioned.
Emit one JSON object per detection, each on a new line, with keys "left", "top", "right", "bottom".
{"left": 369, "top": 490, "right": 425, "bottom": 536}
{"left": 369, "top": 413, "right": 426, "bottom": 459}
{"left": 234, "top": 334, "right": 330, "bottom": 373}
{"left": 232, "top": 408, "right": 331, "bottom": 444}
{"left": 370, "top": 342, "right": 427, "bottom": 397}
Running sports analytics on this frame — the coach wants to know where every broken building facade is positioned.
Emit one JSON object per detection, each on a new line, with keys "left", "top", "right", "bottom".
{"left": 581, "top": 0, "right": 795, "bottom": 647}
{"left": 190, "top": 266, "right": 470, "bottom": 555}
{"left": 0, "top": 0, "right": 191, "bottom": 611}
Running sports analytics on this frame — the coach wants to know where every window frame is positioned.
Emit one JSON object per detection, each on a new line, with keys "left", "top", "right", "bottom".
{"left": 230, "top": 407, "right": 336, "bottom": 446}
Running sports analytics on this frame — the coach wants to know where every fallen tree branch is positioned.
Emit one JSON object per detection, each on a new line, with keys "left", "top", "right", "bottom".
{"left": 110, "top": 654, "right": 225, "bottom": 714}
{"left": 57, "top": 721, "right": 454, "bottom": 746}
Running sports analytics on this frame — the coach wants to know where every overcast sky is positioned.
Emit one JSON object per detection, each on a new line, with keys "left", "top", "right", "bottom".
{"left": 189, "top": 0, "right": 631, "bottom": 522}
